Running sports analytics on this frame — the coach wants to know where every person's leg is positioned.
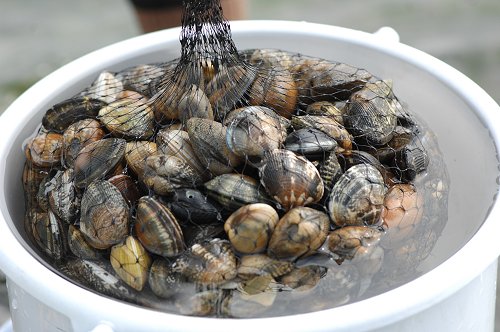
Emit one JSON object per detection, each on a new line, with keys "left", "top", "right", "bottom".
{"left": 131, "top": 0, "right": 247, "bottom": 33}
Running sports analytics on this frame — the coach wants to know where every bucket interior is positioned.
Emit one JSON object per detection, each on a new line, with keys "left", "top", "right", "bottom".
{"left": 1, "top": 23, "right": 499, "bottom": 319}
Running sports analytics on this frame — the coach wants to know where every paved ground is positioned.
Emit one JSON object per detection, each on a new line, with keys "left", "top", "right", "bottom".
{"left": 1, "top": 0, "right": 500, "bottom": 330}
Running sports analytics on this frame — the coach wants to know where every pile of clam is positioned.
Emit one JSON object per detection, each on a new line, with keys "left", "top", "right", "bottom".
{"left": 22, "top": 49, "right": 448, "bottom": 317}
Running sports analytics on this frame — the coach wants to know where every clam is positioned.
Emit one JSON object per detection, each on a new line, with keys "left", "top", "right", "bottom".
{"left": 177, "top": 84, "right": 214, "bottom": 124}
{"left": 291, "top": 115, "right": 352, "bottom": 150}
{"left": 187, "top": 118, "right": 243, "bottom": 175}
{"left": 259, "top": 149, "right": 324, "bottom": 210}
{"left": 309, "top": 60, "right": 372, "bottom": 101}
{"left": 62, "top": 118, "right": 106, "bottom": 168}
{"left": 107, "top": 174, "right": 142, "bottom": 207}
{"left": 344, "top": 80, "right": 397, "bottom": 146}
{"left": 74, "top": 138, "right": 126, "bottom": 189}
{"left": 327, "top": 226, "right": 383, "bottom": 260}
{"left": 237, "top": 254, "right": 293, "bottom": 280}
{"left": 267, "top": 207, "right": 330, "bottom": 260}
{"left": 172, "top": 238, "right": 237, "bottom": 284}
{"left": 285, "top": 128, "right": 338, "bottom": 159}
{"left": 280, "top": 265, "right": 326, "bottom": 291}
{"left": 124, "top": 140, "right": 157, "bottom": 179}
{"left": 226, "top": 106, "right": 284, "bottom": 159}
{"left": 204, "top": 173, "right": 271, "bottom": 211}
{"left": 148, "top": 81, "right": 185, "bottom": 121}
{"left": 205, "top": 65, "right": 256, "bottom": 119}
{"left": 42, "top": 96, "right": 106, "bottom": 133}
{"left": 224, "top": 203, "right": 279, "bottom": 254}
{"left": 31, "top": 210, "right": 68, "bottom": 261}
{"left": 110, "top": 235, "right": 152, "bottom": 291}
{"left": 248, "top": 68, "right": 298, "bottom": 119}
{"left": 165, "top": 188, "right": 222, "bottom": 225}
{"left": 156, "top": 129, "right": 208, "bottom": 180}
{"left": 24, "top": 132, "right": 63, "bottom": 168}
{"left": 85, "top": 71, "right": 124, "bottom": 104}
{"left": 327, "top": 164, "right": 386, "bottom": 227}
{"left": 98, "top": 92, "right": 154, "bottom": 139}
{"left": 393, "top": 136, "right": 429, "bottom": 181}
{"left": 116, "top": 63, "right": 166, "bottom": 96}
{"left": 79, "top": 180, "right": 129, "bottom": 249}
{"left": 148, "top": 258, "right": 186, "bottom": 299}
{"left": 142, "top": 153, "right": 203, "bottom": 196}
{"left": 47, "top": 168, "right": 79, "bottom": 224}
{"left": 318, "top": 152, "right": 343, "bottom": 192}
{"left": 381, "top": 184, "right": 424, "bottom": 249}
{"left": 247, "top": 48, "right": 295, "bottom": 70}
{"left": 135, "top": 196, "right": 185, "bottom": 257}
{"left": 305, "top": 101, "right": 344, "bottom": 124}
{"left": 67, "top": 224, "right": 103, "bottom": 260}
{"left": 23, "top": 162, "right": 50, "bottom": 211}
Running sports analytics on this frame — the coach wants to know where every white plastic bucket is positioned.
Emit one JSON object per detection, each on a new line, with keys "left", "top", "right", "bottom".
{"left": 1, "top": 21, "right": 500, "bottom": 332}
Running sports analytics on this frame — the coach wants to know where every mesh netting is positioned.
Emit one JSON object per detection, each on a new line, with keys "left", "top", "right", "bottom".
{"left": 22, "top": 0, "right": 449, "bottom": 318}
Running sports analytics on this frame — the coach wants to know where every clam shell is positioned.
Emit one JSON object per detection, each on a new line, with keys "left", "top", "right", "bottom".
{"left": 142, "top": 154, "right": 203, "bottom": 196}
{"left": 177, "top": 84, "right": 214, "bottom": 124}
{"left": 124, "top": 140, "right": 157, "bottom": 179}
{"left": 187, "top": 118, "right": 243, "bottom": 175}
{"left": 291, "top": 115, "right": 352, "bottom": 150}
{"left": 285, "top": 128, "right": 338, "bottom": 158}
{"left": 327, "top": 226, "right": 383, "bottom": 260}
{"left": 47, "top": 168, "right": 79, "bottom": 224}
{"left": 267, "top": 207, "right": 330, "bottom": 260}
{"left": 62, "top": 118, "right": 105, "bottom": 168}
{"left": 116, "top": 63, "right": 166, "bottom": 96}
{"left": 305, "top": 101, "right": 344, "bottom": 124}
{"left": 237, "top": 254, "right": 293, "bottom": 279}
{"left": 149, "top": 258, "right": 186, "bottom": 299}
{"left": 224, "top": 203, "right": 279, "bottom": 254}
{"left": 67, "top": 224, "right": 103, "bottom": 260}
{"left": 135, "top": 196, "right": 185, "bottom": 257}
{"left": 98, "top": 93, "right": 154, "bottom": 139}
{"left": 248, "top": 68, "right": 298, "bottom": 119}
{"left": 156, "top": 129, "right": 208, "bottom": 179}
{"left": 381, "top": 184, "right": 424, "bottom": 249}
{"left": 42, "top": 97, "right": 106, "bottom": 133}
{"left": 31, "top": 210, "right": 68, "bottom": 261}
{"left": 172, "top": 239, "right": 237, "bottom": 285}
{"left": 80, "top": 180, "right": 129, "bottom": 249}
{"left": 205, "top": 65, "right": 256, "bottom": 120}
{"left": 344, "top": 81, "right": 397, "bottom": 146}
{"left": 85, "top": 71, "right": 124, "bottom": 104}
{"left": 110, "top": 235, "right": 152, "bottom": 291}
{"left": 74, "top": 138, "right": 126, "bottom": 189}
{"left": 24, "top": 132, "right": 63, "bottom": 168}
{"left": 226, "top": 106, "right": 284, "bottom": 159}
{"left": 166, "top": 188, "right": 221, "bottom": 225}
{"left": 259, "top": 149, "right": 324, "bottom": 210}
{"left": 108, "top": 174, "right": 142, "bottom": 207}
{"left": 327, "top": 163, "right": 386, "bottom": 227}
{"left": 204, "top": 173, "right": 271, "bottom": 211}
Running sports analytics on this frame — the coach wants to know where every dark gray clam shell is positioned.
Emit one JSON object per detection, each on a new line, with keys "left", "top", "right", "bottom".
{"left": 285, "top": 128, "right": 337, "bottom": 159}
{"left": 74, "top": 138, "right": 126, "bottom": 189}
{"left": 165, "top": 188, "right": 221, "bottom": 225}
{"left": 328, "top": 163, "right": 386, "bottom": 227}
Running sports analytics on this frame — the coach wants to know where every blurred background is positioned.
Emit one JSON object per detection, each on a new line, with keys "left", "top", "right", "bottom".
{"left": 1, "top": 0, "right": 499, "bottom": 330}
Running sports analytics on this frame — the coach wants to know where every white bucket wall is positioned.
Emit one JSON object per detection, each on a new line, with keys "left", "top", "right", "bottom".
{"left": 0, "top": 21, "right": 500, "bottom": 332}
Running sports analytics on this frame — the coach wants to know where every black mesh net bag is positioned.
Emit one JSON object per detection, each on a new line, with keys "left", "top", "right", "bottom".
{"left": 22, "top": 0, "right": 449, "bottom": 318}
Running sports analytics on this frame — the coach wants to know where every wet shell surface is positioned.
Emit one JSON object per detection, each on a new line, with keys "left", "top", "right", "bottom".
{"left": 124, "top": 140, "right": 158, "bottom": 179}
{"left": 135, "top": 196, "right": 185, "bottom": 257}
{"left": 110, "top": 235, "right": 152, "bottom": 291}
{"left": 25, "top": 132, "right": 63, "bottom": 168}
{"left": 328, "top": 164, "right": 386, "bottom": 227}
{"left": 79, "top": 180, "right": 129, "bottom": 249}
{"left": 267, "top": 207, "right": 330, "bottom": 261}
{"left": 172, "top": 239, "right": 237, "bottom": 284}
{"left": 226, "top": 106, "right": 284, "bottom": 159}
{"left": 237, "top": 254, "right": 294, "bottom": 280}
{"left": 74, "top": 138, "right": 126, "bottom": 189}
{"left": 259, "top": 149, "right": 324, "bottom": 210}
{"left": 224, "top": 203, "right": 279, "bottom": 254}
{"left": 47, "top": 168, "right": 79, "bottom": 224}
{"left": 204, "top": 173, "right": 271, "bottom": 211}
{"left": 62, "top": 118, "right": 105, "bottom": 168}
{"left": 327, "top": 226, "right": 383, "bottom": 260}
